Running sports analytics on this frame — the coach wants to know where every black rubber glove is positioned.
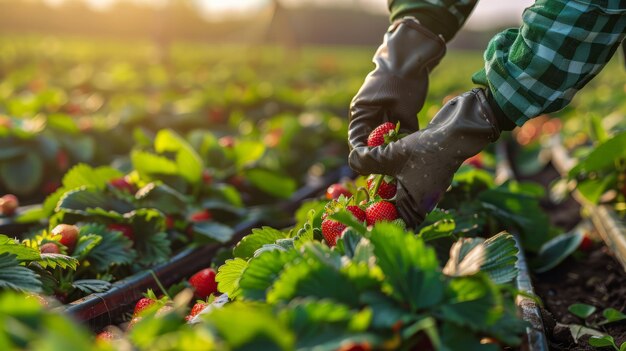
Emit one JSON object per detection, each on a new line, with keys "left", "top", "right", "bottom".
{"left": 349, "top": 88, "right": 502, "bottom": 229}
{"left": 348, "top": 17, "right": 446, "bottom": 150}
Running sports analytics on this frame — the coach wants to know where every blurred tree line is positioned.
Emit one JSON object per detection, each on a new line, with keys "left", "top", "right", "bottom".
{"left": 0, "top": 0, "right": 497, "bottom": 48}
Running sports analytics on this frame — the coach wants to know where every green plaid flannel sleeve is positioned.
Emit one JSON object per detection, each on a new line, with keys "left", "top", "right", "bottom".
{"left": 472, "top": 0, "right": 626, "bottom": 126}
{"left": 388, "top": 0, "right": 478, "bottom": 41}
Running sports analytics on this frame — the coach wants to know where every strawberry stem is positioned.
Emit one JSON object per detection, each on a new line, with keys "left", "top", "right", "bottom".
{"left": 371, "top": 174, "right": 384, "bottom": 199}
{"left": 150, "top": 270, "right": 171, "bottom": 300}
{"left": 356, "top": 186, "right": 370, "bottom": 204}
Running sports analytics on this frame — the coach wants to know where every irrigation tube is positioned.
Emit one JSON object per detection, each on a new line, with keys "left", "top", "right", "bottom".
{"left": 496, "top": 142, "right": 550, "bottom": 351}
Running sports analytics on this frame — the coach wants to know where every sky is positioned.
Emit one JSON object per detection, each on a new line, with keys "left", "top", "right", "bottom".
{"left": 42, "top": 0, "right": 535, "bottom": 30}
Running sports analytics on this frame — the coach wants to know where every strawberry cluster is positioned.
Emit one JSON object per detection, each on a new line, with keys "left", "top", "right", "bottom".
{"left": 321, "top": 122, "right": 404, "bottom": 247}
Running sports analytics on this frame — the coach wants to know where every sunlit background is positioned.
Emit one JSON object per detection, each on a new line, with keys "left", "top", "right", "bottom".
{"left": 2, "top": 0, "right": 533, "bottom": 47}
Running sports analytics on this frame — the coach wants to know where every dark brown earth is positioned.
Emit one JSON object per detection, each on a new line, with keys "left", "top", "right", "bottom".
{"left": 508, "top": 146, "right": 626, "bottom": 351}
{"left": 534, "top": 244, "right": 626, "bottom": 350}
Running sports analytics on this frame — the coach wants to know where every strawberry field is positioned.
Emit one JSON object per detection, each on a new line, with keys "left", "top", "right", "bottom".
{"left": 0, "top": 35, "right": 625, "bottom": 351}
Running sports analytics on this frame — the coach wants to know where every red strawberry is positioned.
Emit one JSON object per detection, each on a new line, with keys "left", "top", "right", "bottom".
{"left": 346, "top": 205, "right": 367, "bottom": 223}
{"left": 337, "top": 342, "right": 372, "bottom": 351}
{"left": 367, "top": 122, "right": 396, "bottom": 147}
{"left": 133, "top": 297, "right": 155, "bottom": 317}
{"left": 579, "top": 234, "right": 593, "bottom": 252}
{"left": 40, "top": 243, "right": 60, "bottom": 254}
{"left": 165, "top": 215, "right": 175, "bottom": 230}
{"left": 95, "top": 330, "right": 115, "bottom": 342}
{"left": 51, "top": 224, "right": 79, "bottom": 253}
{"left": 42, "top": 181, "right": 61, "bottom": 195}
{"left": 367, "top": 176, "right": 397, "bottom": 199}
{"left": 321, "top": 206, "right": 366, "bottom": 247}
{"left": 109, "top": 177, "right": 135, "bottom": 193}
{"left": 189, "top": 210, "right": 212, "bottom": 222}
{"left": 366, "top": 201, "right": 398, "bottom": 226}
{"left": 202, "top": 170, "right": 213, "bottom": 185}
{"left": 218, "top": 136, "right": 236, "bottom": 148}
{"left": 185, "top": 302, "right": 208, "bottom": 322}
{"left": 107, "top": 223, "right": 135, "bottom": 241}
{"left": 56, "top": 150, "right": 69, "bottom": 171}
{"left": 321, "top": 219, "right": 346, "bottom": 247}
{"left": 464, "top": 154, "right": 483, "bottom": 169}
{"left": 189, "top": 268, "right": 218, "bottom": 299}
{"left": 0, "top": 194, "right": 19, "bottom": 216}
{"left": 325, "top": 183, "right": 352, "bottom": 200}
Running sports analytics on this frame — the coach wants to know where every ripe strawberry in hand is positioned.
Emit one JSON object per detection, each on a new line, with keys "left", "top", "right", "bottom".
{"left": 51, "top": 224, "right": 79, "bottom": 253}
{"left": 321, "top": 205, "right": 366, "bottom": 247}
{"left": 0, "top": 194, "right": 19, "bottom": 216}
{"left": 366, "top": 201, "right": 398, "bottom": 226}
{"left": 189, "top": 268, "right": 218, "bottom": 299}
{"left": 367, "top": 175, "right": 397, "bottom": 199}
{"left": 325, "top": 183, "right": 352, "bottom": 200}
{"left": 367, "top": 122, "right": 398, "bottom": 147}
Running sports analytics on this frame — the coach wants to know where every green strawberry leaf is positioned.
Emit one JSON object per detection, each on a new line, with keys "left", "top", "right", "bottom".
{"left": 56, "top": 186, "right": 135, "bottom": 216}
{"left": 283, "top": 300, "right": 378, "bottom": 350}
{"left": 601, "top": 308, "right": 626, "bottom": 324}
{"left": 233, "top": 140, "right": 266, "bottom": 169}
{"left": 191, "top": 221, "right": 235, "bottom": 243}
{"left": 154, "top": 129, "right": 204, "bottom": 184}
{"left": 481, "top": 232, "right": 519, "bottom": 285}
{"left": 439, "top": 275, "right": 502, "bottom": 332}
{"left": 79, "top": 224, "right": 135, "bottom": 271}
{"left": 244, "top": 168, "right": 296, "bottom": 199}
{"left": 0, "top": 152, "right": 43, "bottom": 195}
{"left": 588, "top": 335, "right": 616, "bottom": 348}
{"left": 135, "top": 182, "right": 188, "bottom": 215}
{"left": 131, "top": 150, "right": 179, "bottom": 179}
{"left": 0, "top": 253, "right": 42, "bottom": 292}
{"left": 37, "top": 253, "right": 79, "bottom": 270}
{"left": 61, "top": 164, "right": 123, "bottom": 191}
{"left": 71, "top": 234, "right": 102, "bottom": 261}
{"left": 239, "top": 249, "right": 300, "bottom": 301}
{"left": 216, "top": 257, "right": 248, "bottom": 299}
{"left": 233, "top": 227, "right": 287, "bottom": 259}
{"left": 531, "top": 229, "right": 583, "bottom": 273}
{"left": 569, "top": 131, "right": 626, "bottom": 176}
{"left": 569, "top": 303, "right": 596, "bottom": 319}
{"left": 201, "top": 302, "right": 294, "bottom": 351}
{"left": 71, "top": 279, "right": 112, "bottom": 294}
{"left": 0, "top": 236, "right": 40, "bottom": 261}
{"left": 369, "top": 222, "right": 444, "bottom": 310}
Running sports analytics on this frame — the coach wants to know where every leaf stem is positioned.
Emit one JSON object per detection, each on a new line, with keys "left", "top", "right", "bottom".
{"left": 150, "top": 270, "right": 171, "bottom": 299}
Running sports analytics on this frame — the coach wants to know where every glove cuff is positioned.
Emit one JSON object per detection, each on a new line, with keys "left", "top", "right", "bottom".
{"left": 380, "top": 16, "right": 446, "bottom": 74}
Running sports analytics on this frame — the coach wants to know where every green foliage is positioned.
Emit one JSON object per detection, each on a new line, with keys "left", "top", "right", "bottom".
{"left": 233, "top": 227, "right": 288, "bottom": 259}
{"left": 79, "top": 224, "right": 135, "bottom": 271}
{"left": 0, "top": 253, "right": 42, "bottom": 292}
{"left": 531, "top": 229, "right": 584, "bottom": 273}
{"left": 244, "top": 168, "right": 296, "bottom": 199}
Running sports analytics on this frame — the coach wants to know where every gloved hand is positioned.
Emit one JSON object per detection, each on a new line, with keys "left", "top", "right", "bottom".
{"left": 348, "top": 17, "right": 446, "bottom": 150}
{"left": 349, "top": 88, "right": 502, "bottom": 229}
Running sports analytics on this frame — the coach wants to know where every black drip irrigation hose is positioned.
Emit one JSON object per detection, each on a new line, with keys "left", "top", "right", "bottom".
{"left": 62, "top": 165, "right": 354, "bottom": 331}
{"left": 495, "top": 142, "right": 550, "bottom": 351}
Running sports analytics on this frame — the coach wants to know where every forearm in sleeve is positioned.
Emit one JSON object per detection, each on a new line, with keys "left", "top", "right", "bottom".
{"left": 472, "top": 0, "right": 626, "bottom": 126}
{"left": 388, "top": 0, "right": 478, "bottom": 42}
